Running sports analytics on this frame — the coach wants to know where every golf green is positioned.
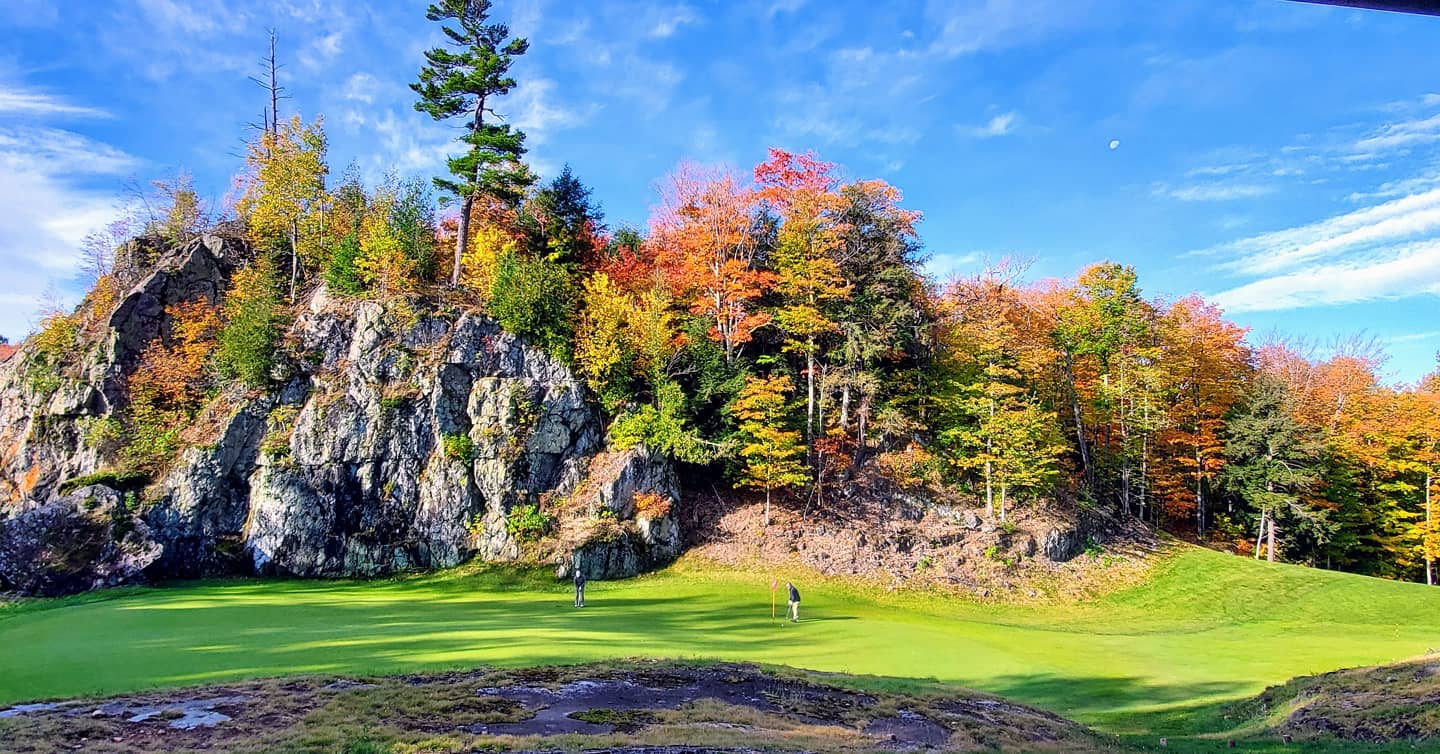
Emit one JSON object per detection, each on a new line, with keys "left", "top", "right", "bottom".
{"left": 3, "top": 545, "right": 1437, "bottom": 735}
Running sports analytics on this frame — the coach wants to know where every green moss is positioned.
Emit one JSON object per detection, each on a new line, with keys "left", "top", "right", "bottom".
{"left": 56, "top": 470, "right": 150, "bottom": 496}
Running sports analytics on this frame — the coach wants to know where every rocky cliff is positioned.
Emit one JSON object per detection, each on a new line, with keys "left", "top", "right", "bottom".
{"left": 0, "top": 235, "right": 680, "bottom": 595}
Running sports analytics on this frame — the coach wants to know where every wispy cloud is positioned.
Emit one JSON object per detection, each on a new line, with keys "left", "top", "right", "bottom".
{"left": 1157, "top": 182, "right": 1275, "bottom": 202}
{"left": 0, "top": 125, "right": 135, "bottom": 337}
{"left": 0, "top": 86, "right": 109, "bottom": 118}
{"left": 967, "top": 111, "right": 1018, "bottom": 138}
{"left": 646, "top": 4, "right": 700, "bottom": 38}
{"left": 1211, "top": 238, "right": 1440, "bottom": 313}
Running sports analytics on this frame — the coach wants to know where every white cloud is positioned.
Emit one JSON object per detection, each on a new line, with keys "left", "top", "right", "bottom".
{"left": 647, "top": 5, "right": 700, "bottom": 38}
{"left": 299, "top": 31, "right": 345, "bottom": 70}
{"left": 925, "top": 0, "right": 1092, "bottom": 58}
{"left": 1158, "top": 182, "right": 1275, "bottom": 202}
{"left": 0, "top": 126, "right": 135, "bottom": 338}
{"left": 1352, "top": 112, "right": 1440, "bottom": 154}
{"left": 0, "top": 86, "right": 108, "bottom": 118}
{"left": 1208, "top": 187, "right": 1440, "bottom": 276}
{"left": 1211, "top": 239, "right": 1440, "bottom": 313}
{"left": 341, "top": 73, "right": 378, "bottom": 104}
{"left": 502, "top": 78, "right": 594, "bottom": 145}
{"left": 968, "top": 111, "right": 1018, "bottom": 138}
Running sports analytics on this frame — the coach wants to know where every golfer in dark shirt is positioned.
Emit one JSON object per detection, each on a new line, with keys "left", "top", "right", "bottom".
{"left": 786, "top": 582, "right": 800, "bottom": 622}
{"left": 574, "top": 569, "right": 587, "bottom": 608}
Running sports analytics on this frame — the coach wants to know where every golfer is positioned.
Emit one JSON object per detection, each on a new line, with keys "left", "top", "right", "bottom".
{"left": 786, "top": 582, "right": 801, "bottom": 622}
{"left": 574, "top": 568, "right": 587, "bottom": 608}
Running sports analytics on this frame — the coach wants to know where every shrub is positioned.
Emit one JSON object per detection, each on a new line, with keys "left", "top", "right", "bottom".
{"left": 26, "top": 312, "right": 80, "bottom": 394}
{"left": 80, "top": 416, "right": 124, "bottom": 454}
{"left": 214, "top": 256, "right": 282, "bottom": 388}
{"left": 442, "top": 432, "right": 476, "bottom": 462}
{"left": 324, "top": 231, "right": 365, "bottom": 295}
{"left": 505, "top": 504, "right": 551, "bottom": 541}
{"left": 632, "top": 491, "right": 672, "bottom": 519}
{"left": 123, "top": 300, "right": 221, "bottom": 472}
{"left": 466, "top": 512, "right": 487, "bottom": 538}
{"left": 488, "top": 249, "right": 577, "bottom": 363}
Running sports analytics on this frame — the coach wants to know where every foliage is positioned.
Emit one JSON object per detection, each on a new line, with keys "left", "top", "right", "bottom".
{"left": 214, "top": 255, "right": 282, "bottom": 388}
{"left": 488, "top": 249, "right": 577, "bottom": 362}
{"left": 25, "top": 312, "right": 79, "bottom": 394}
{"left": 324, "top": 231, "right": 365, "bottom": 296}
{"left": 124, "top": 300, "right": 222, "bottom": 472}
{"left": 732, "top": 374, "right": 809, "bottom": 525}
{"left": 609, "top": 380, "right": 709, "bottom": 464}
{"left": 236, "top": 115, "right": 330, "bottom": 301}
{"left": 442, "top": 432, "right": 477, "bottom": 462}
{"left": 504, "top": 503, "right": 551, "bottom": 541}
{"left": 632, "top": 491, "right": 673, "bottom": 519}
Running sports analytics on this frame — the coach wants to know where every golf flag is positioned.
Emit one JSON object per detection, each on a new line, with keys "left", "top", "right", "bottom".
{"left": 770, "top": 578, "right": 777, "bottom": 619}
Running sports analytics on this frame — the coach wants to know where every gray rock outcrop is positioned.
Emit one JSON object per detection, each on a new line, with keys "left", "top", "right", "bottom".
{"left": 0, "top": 235, "right": 682, "bottom": 595}
{"left": 0, "top": 485, "right": 161, "bottom": 596}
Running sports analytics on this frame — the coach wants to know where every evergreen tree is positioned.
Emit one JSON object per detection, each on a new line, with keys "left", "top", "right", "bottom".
{"left": 1221, "top": 374, "right": 1325, "bottom": 562}
{"left": 412, "top": 0, "right": 533, "bottom": 287}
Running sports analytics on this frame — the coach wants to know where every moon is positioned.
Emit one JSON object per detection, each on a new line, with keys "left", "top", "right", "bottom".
{"left": 1108, "top": 140, "right": 1121, "bottom": 150}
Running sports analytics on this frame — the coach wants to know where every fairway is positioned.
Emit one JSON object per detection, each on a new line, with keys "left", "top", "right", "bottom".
{"left": 3, "top": 546, "right": 1438, "bottom": 735}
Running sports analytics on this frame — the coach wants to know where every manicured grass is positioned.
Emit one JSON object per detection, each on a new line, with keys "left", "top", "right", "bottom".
{"left": 2, "top": 545, "right": 1438, "bottom": 738}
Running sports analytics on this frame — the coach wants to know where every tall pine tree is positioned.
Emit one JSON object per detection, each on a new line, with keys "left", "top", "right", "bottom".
{"left": 412, "top": 0, "right": 533, "bottom": 287}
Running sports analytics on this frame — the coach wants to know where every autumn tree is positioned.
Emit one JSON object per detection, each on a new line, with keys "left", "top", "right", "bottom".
{"left": 829, "top": 179, "right": 928, "bottom": 461}
{"left": 412, "top": 0, "right": 533, "bottom": 287}
{"left": 650, "top": 164, "right": 771, "bottom": 366}
{"left": 214, "top": 254, "right": 283, "bottom": 388}
{"left": 1156, "top": 296, "right": 1250, "bottom": 535}
{"left": 236, "top": 115, "right": 330, "bottom": 302}
{"left": 755, "top": 149, "right": 849, "bottom": 452}
{"left": 732, "top": 374, "right": 809, "bottom": 527}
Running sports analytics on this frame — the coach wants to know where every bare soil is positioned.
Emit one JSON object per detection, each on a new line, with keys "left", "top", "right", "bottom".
{"left": 681, "top": 476, "right": 1159, "bottom": 602}
{"left": 0, "top": 660, "right": 1119, "bottom": 753}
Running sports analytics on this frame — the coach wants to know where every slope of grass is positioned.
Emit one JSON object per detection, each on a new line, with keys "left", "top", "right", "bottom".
{"left": 2, "top": 545, "right": 1438, "bottom": 737}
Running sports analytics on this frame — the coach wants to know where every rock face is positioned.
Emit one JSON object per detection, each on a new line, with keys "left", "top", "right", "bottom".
{"left": 0, "top": 235, "right": 681, "bottom": 595}
{"left": 0, "top": 485, "right": 162, "bottom": 596}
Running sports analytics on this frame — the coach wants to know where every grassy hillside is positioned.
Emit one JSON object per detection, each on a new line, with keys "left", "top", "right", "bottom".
{"left": 2, "top": 545, "right": 1437, "bottom": 738}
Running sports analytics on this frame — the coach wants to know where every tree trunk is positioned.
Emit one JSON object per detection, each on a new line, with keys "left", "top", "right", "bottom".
{"left": 1428, "top": 471, "right": 1433, "bottom": 586}
{"left": 1267, "top": 516, "right": 1277, "bottom": 563}
{"left": 289, "top": 219, "right": 299, "bottom": 303}
{"left": 451, "top": 95, "right": 487, "bottom": 288}
{"left": 451, "top": 194, "right": 474, "bottom": 287}
{"left": 984, "top": 459, "right": 994, "bottom": 519}
{"left": 764, "top": 488, "right": 771, "bottom": 528}
{"left": 805, "top": 346, "right": 815, "bottom": 447}
{"left": 1195, "top": 441, "right": 1205, "bottom": 539}
{"left": 1254, "top": 509, "right": 1267, "bottom": 560}
{"left": 1064, "top": 355, "right": 1093, "bottom": 490}
{"left": 985, "top": 394, "right": 995, "bottom": 518}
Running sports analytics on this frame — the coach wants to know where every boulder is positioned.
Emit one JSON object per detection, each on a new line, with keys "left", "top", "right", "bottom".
{"left": 1042, "top": 526, "right": 1085, "bottom": 562}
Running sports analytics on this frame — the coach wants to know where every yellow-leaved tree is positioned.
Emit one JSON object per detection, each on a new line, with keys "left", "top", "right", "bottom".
{"left": 732, "top": 374, "right": 809, "bottom": 527}
{"left": 237, "top": 115, "right": 330, "bottom": 302}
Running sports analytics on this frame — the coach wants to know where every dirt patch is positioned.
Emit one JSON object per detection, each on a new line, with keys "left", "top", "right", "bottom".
{"left": 682, "top": 482, "right": 1159, "bottom": 603}
{"left": 0, "top": 660, "right": 1114, "bottom": 753}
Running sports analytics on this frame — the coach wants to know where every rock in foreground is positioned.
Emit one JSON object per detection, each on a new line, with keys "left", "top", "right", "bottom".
{"left": 0, "top": 661, "right": 1116, "bottom": 753}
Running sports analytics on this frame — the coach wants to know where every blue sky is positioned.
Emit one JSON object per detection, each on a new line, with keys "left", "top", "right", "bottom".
{"left": 1, "top": 0, "right": 1438, "bottom": 381}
